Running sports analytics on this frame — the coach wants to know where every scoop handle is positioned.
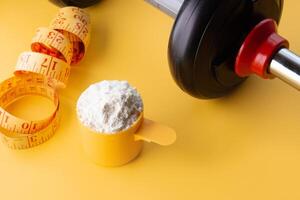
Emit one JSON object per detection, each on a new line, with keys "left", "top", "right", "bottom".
{"left": 134, "top": 118, "right": 176, "bottom": 146}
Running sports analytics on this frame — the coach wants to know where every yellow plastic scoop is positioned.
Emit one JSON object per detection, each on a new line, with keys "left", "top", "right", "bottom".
{"left": 80, "top": 113, "right": 176, "bottom": 167}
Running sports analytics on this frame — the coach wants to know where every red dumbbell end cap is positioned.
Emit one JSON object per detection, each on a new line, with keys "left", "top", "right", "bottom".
{"left": 235, "top": 19, "right": 289, "bottom": 79}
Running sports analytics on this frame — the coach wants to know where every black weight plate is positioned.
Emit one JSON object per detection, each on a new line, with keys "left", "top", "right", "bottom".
{"left": 50, "top": 0, "right": 100, "bottom": 8}
{"left": 168, "top": 0, "right": 283, "bottom": 99}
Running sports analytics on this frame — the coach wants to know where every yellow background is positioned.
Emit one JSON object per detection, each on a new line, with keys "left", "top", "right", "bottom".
{"left": 0, "top": 0, "right": 300, "bottom": 199}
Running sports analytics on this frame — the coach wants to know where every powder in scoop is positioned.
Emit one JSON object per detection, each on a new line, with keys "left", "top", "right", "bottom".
{"left": 76, "top": 80, "right": 143, "bottom": 134}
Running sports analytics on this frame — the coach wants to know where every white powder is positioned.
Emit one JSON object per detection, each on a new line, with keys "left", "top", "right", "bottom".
{"left": 76, "top": 80, "right": 143, "bottom": 134}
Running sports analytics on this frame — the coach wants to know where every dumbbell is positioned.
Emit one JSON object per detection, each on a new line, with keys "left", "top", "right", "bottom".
{"left": 147, "top": 0, "right": 300, "bottom": 99}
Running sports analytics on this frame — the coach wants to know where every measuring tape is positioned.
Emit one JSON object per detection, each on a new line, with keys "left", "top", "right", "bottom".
{"left": 0, "top": 6, "right": 91, "bottom": 149}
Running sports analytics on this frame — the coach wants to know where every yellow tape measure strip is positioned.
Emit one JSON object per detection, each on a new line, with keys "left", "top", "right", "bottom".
{"left": 0, "top": 75, "right": 59, "bottom": 149}
{"left": 15, "top": 52, "right": 71, "bottom": 88}
{"left": 0, "top": 6, "right": 91, "bottom": 149}
{"left": 31, "top": 27, "right": 73, "bottom": 64}
{"left": 50, "top": 6, "right": 91, "bottom": 64}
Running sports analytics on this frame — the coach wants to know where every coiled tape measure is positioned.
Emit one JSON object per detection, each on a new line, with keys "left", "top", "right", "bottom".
{"left": 0, "top": 6, "right": 91, "bottom": 149}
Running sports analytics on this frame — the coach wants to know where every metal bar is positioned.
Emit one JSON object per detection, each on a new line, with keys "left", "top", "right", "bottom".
{"left": 145, "top": 0, "right": 184, "bottom": 18}
{"left": 269, "top": 48, "right": 300, "bottom": 90}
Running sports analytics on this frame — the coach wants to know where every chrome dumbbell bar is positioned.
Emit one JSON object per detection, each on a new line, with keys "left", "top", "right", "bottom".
{"left": 146, "top": 0, "right": 184, "bottom": 18}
